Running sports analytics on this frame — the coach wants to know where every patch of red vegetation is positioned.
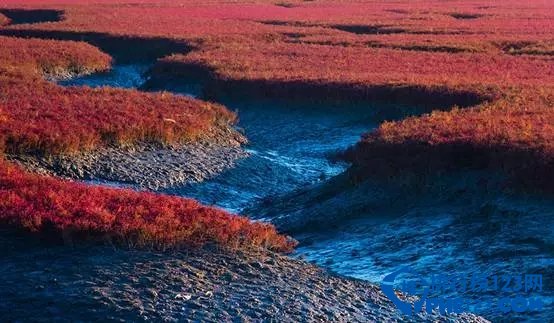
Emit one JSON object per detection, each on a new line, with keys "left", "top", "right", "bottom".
{"left": 344, "top": 87, "right": 554, "bottom": 187}
{"left": 364, "top": 87, "right": 554, "bottom": 152}
{"left": 0, "top": 35, "right": 110, "bottom": 78}
{"left": 0, "top": 160, "right": 295, "bottom": 252}
{"left": 167, "top": 39, "right": 552, "bottom": 89}
{"left": 0, "top": 35, "right": 294, "bottom": 252}
{"left": 0, "top": 36, "right": 236, "bottom": 155}
{"left": 0, "top": 0, "right": 551, "bottom": 247}
{"left": 3, "top": 0, "right": 552, "bottom": 44}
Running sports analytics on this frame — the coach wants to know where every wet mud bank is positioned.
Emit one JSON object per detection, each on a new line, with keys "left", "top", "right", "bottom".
{"left": 8, "top": 134, "right": 248, "bottom": 191}
{"left": 0, "top": 46, "right": 509, "bottom": 321}
{"left": 1, "top": 62, "right": 492, "bottom": 321}
{"left": 248, "top": 168, "right": 554, "bottom": 321}
{"left": 0, "top": 228, "right": 487, "bottom": 322}
{"left": 6, "top": 63, "right": 249, "bottom": 191}
{"left": 249, "top": 168, "right": 513, "bottom": 233}
{"left": 160, "top": 95, "right": 440, "bottom": 213}
{"left": 343, "top": 139, "right": 554, "bottom": 194}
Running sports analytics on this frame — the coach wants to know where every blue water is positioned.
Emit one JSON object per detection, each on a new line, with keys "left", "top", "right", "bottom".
{"left": 59, "top": 65, "right": 149, "bottom": 88}
{"left": 62, "top": 65, "right": 554, "bottom": 322}
{"left": 163, "top": 99, "right": 390, "bottom": 213}
{"left": 295, "top": 194, "right": 554, "bottom": 321}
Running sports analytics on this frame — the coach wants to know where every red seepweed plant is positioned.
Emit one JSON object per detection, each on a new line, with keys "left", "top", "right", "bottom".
{"left": 0, "top": 160, "right": 296, "bottom": 252}
{"left": 0, "top": 0, "right": 553, "bottom": 252}
{"left": 0, "top": 35, "right": 294, "bottom": 253}
{"left": 0, "top": 36, "right": 237, "bottom": 156}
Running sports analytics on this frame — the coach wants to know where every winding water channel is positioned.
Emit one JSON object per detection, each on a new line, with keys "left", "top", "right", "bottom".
{"left": 61, "top": 64, "right": 553, "bottom": 321}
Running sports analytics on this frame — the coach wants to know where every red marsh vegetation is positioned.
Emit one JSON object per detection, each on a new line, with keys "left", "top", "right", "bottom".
{"left": 0, "top": 160, "right": 295, "bottom": 252}
{"left": 344, "top": 86, "right": 554, "bottom": 190}
{"left": 16, "top": 0, "right": 545, "bottom": 187}
{"left": 0, "top": 0, "right": 552, "bottom": 248}
{"left": 0, "top": 36, "right": 237, "bottom": 156}
{"left": 0, "top": 35, "right": 294, "bottom": 252}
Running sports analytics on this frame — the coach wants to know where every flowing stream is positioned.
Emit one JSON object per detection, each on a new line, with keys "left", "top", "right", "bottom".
{"left": 61, "top": 64, "right": 553, "bottom": 322}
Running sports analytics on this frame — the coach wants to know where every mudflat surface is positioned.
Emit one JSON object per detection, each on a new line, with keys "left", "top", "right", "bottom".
{"left": 8, "top": 135, "right": 248, "bottom": 191}
{"left": 0, "top": 230, "right": 487, "bottom": 322}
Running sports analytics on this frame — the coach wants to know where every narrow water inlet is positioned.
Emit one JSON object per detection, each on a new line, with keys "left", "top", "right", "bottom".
{"left": 0, "top": 9, "right": 63, "bottom": 25}
{"left": 60, "top": 64, "right": 423, "bottom": 213}
{"left": 59, "top": 64, "right": 554, "bottom": 322}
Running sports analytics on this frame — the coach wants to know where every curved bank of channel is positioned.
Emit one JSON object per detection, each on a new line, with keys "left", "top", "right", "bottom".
{"left": 61, "top": 64, "right": 554, "bottom": 322}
